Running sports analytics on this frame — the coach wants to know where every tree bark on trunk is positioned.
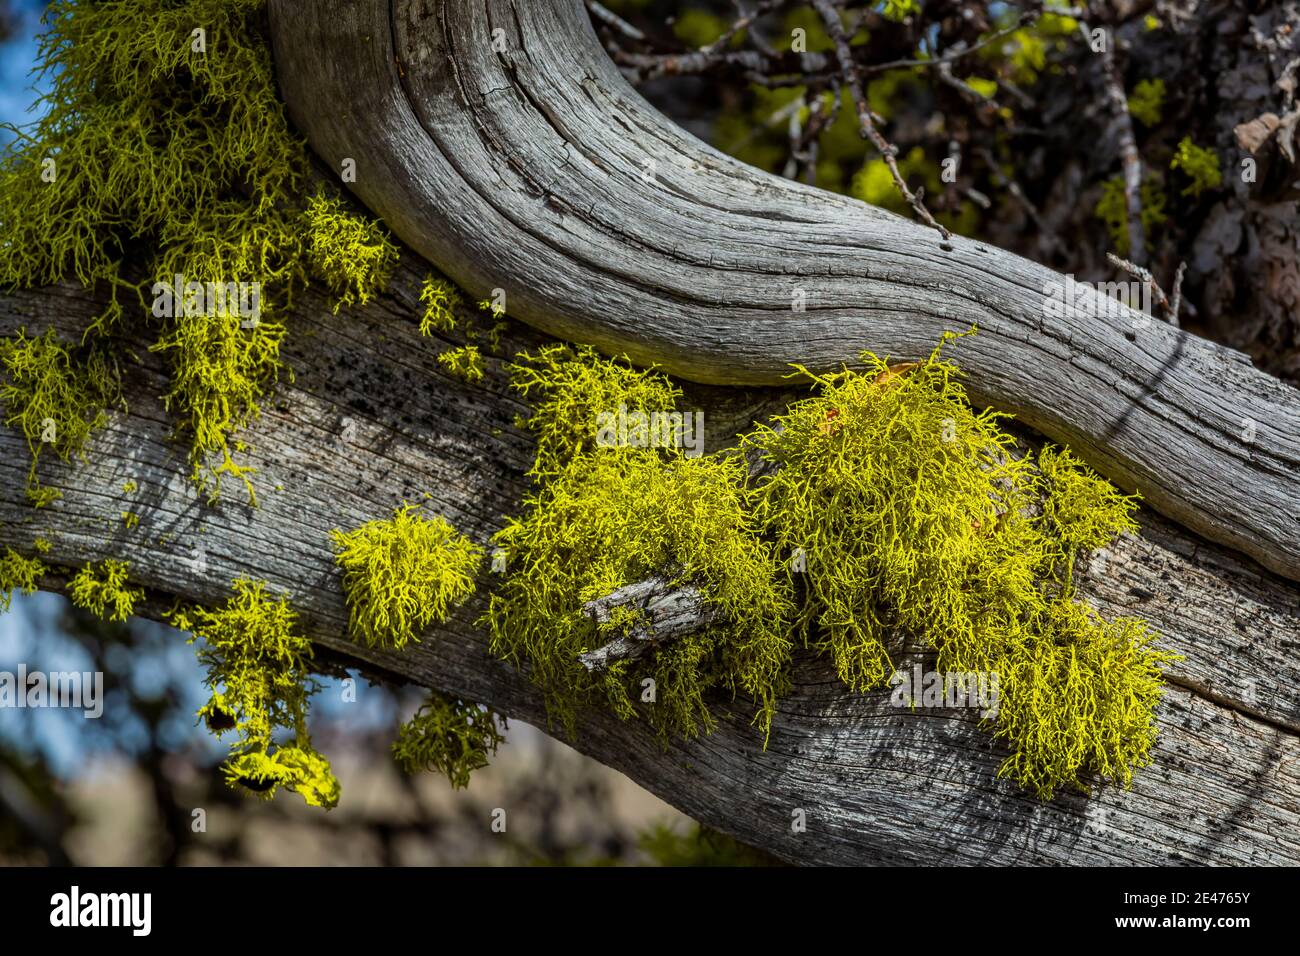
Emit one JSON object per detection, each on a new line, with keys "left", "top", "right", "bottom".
{"left": 2, "top": 0, "right": 1299, "bottom": 864}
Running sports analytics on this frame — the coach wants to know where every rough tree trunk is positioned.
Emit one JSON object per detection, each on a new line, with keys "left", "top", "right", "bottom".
{"left": 1, "top": 0, "right": 1298, "bottom": 864}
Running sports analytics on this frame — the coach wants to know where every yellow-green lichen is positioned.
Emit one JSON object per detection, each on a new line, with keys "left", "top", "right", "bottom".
{"left": 330, "top": 504, "right": 482, "bottom": 650}
{"left": 0, "top": 0, "right": 396, "bottom": 500}
{"left": 1128, "top": 78, "right": 1165, "bottom": 126}
{"left": 303, "top": 190, "right": 399, "bottom": 313}
{"left": 1170, "top": 137, "right": 1222, "bottom": 197}
{"left": 419, "top": 275, "right": 461, "bottom": 336}
{"left": 489, "top": 336, "right": 1174, "bottom": 798}
{"left": 437, "top": 344, "right": 486, "bottom": 384}
{"left": 484, "top": 345, "right": 793, "bottom": 742}
{"left": 168, "top": 578, "right": 339, "bottom": 808}
{"left": 0, "top": 548, "right": 45, "bottom": 611}
{"left": 1095, "top": 174, "right": 1167, "bottom": 255}
{"left": 392, "top": 690, "right": 506, "bottom": 789}
{"left": 0, "top": 328, "right": 119, "bottom": 505}
{"left": 69, "top": 558, "right": 143, "bottom": 622}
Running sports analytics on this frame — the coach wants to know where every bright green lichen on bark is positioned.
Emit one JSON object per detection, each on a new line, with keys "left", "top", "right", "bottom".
{"left": 330, "top": 504, "right": 482, "bottom": 651}
{"left": 1170, "top": 137, "right": 1222, "bottom": 197}
{"left": 745, "top": 332, "right": 1174, "bottom": 797}
{"left": 0, "top": 328, "right": 119, "bottom": 505}
{"left": 437, "top": 345, "right": 486, "bottom": 384}
{"left": 490, "top": 337, "right": 1173, "bottom": 798}
{"left": 0, "top": 0, "right": 396, "bottom": 501}
{"left": 392, "top": 691, "right": 506, "bottom": 789}
{"left": 1095, "top": 174, "right": 1167, "bottom": 255}
{"left": 303, "top": 191, "right": 399, "bottom": 313}
{"left": 485, "top": 345, "right": 793, "bottom": 743}
{"left": 168, "top": 578, "right": 339, "bottom": 808}
{"left": 0, "top": 548, "right": 45, "bottom": 611}
{"left": 1127, "top": 78, "right": 1165, "bottom": 126}
{"left": 69, "top": 558, "right": 143, "bottom": 622}
{"left": 419, "top": 276, "right": 461, "bottom": 336}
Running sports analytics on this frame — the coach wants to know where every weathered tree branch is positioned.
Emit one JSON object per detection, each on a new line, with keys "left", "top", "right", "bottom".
{"left": 3, "top": 0, "right": 1300, "bottom": 865}
{"left": 265, "top": 0, "right": 1300, "bottom": 583}
{"left": 578, "top": 576, "right": 716, "bottom": 671}
{"left": 3, "top": 267, "right": 1298, "bottom": 865}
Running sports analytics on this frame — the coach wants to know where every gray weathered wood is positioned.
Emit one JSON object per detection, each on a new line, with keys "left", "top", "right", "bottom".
{"left": 265, "top": 0, "right": 1300, "bottom": 583}
{"left": 3, "top": 268, "right": 1298, "bottom": 865}
{"left": 579, "top": 576, "right": 715, "bottom": 671}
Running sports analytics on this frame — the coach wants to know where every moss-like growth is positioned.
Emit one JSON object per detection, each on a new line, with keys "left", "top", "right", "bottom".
{"left": 419, "top": 276, "right": 461, "bottom": 336}
{"left": 1095, "top": 174, "right": 1167, "bottom": 255}
{"left": 330, "top": 504, "right": 481, "bottom": 650}
{"left": 437, "top": 344, "right": 485, "bottom": 384}
{"left": 1170, "top": 137, "right": 1222, "bottom": 197}
{"left": 490, "top": 337, "right": 1174, "bottom": 798}
{"left": 392, "top": 691, "right": 506, "bottom": 789}
{"left": 485, "top": 345, "right": 793, "bottom": 742}
{"left": 745, "top": 333, "right": 1176, "bottom": 796}
{"left": 69, "top": 558, "right": 143, "bottom": 622}
{"left": 0, "top": 328, "right": 119, "bottom": 504}
{"left": 168, "top": 578, "right": 338, "bottom": 808}
{"left": 0, "top": 1, "right": 397, "bottom": 499}
{"left": 0, "top": 548, "right": 45, "bottom": 611}
{"left": 303, "top": 190, "right": 399, "bottom": 313}
{"left": 1128, "top": 78, "right": 1165, "bottom": 126}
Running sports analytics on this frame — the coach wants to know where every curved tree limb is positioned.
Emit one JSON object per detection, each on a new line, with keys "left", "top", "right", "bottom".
{"left": 2, "top": 268, "right": 1298, "bottom": 865}
{"left": 265, "top": 0, "right": 1300, "bottom": 583}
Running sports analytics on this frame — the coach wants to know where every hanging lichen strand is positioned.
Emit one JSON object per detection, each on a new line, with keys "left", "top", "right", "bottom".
{"left": 487, "top": 336, "right": 1177, "bottom": 799}
{"left": 168, "top": 578, "right": 340, "bottom": 808}
{"left": 0, "top": 0, "right": 396, "bottom": 500}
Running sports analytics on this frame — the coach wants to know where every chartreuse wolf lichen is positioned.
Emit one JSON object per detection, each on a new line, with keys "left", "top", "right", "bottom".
{"left": 392, "top": 691, "right": 506, "bottom": 789}
{"left": 0, "top": 328, "right": 119, "bottom": 506}
{"left": 70, "top": 558, "right": 144, "bottom": 622}
{"left": 330, "top": 504, "right": 482, "bottom": 650}
{"left": 0, "top": 0, "right": 396, "bottom": 501}
{"left": 485, "top": 345, "right": 794, "bottom": 743}
{"left": 0, "top": 548, "right": 46, "bottom": 611}
{"left": 168, "top": 578, "right": 339, "bottom": 808}
{"left": 487, "top": 337, "right": 1176, "bottom": 799}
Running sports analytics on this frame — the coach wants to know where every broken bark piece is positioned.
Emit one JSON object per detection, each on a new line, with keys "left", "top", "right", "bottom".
{"left": 578, "top": 576, "right": 717, "bottom": 671}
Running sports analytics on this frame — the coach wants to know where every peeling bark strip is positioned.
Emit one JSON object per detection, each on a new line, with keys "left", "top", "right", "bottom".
{"left": 265, "top": 0, "right": 1300, "bottom": 584}
{"left": 578, "top": 576, "right": 716, "bottom": 671}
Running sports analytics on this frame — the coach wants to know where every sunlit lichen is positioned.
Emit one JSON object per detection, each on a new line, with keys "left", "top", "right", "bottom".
{"left": 0, "top": 328, "right": 119, "bottom": 505}
{"left": 0, "top": 547, "right": 45, "bottom": 611}
{"left": 168, "top": 578, "right": 338, "bottom": 808}
{"left": 69, "top": 558, "right": 143, "bottom": 622}
{"left": 303, "top": 190, "right": 399, "bottom": 313}
{"left": 437, "top": 344, "right": 486, "bottom": 384}
{"left": 419, "top": 275, "right": 461, "bottom": 336}
{"left": 392, "top": 690, "right": 506, "bottom": 789}
{"left": 1095, "top": 174, "right": 1167, "bottom": 255}
{"left": 1170, "top": 137, "right": 1222, "bottom": 197}
{"left": 484, "top": 345, "right": 793, "bottom": 743}
{"left": 330, "top": 504, "right": 482, "bottom": 650}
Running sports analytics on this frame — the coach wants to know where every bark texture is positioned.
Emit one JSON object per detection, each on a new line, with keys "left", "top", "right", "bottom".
{"left": 2, "top": 265, "right": 1298, "bottom": 865}
{"left": 265, "top": 0, "right": 1300, "bottom": 583}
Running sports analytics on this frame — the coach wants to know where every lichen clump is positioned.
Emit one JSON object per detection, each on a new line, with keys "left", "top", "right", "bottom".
{"left": 0, "top": 328, "right": 119, "bottom": 505}
{"left": 392, "top": 691, "right": 506, "bottom": 789}
{"left": 0, "top": 0, "right": 396, "bottom": 500}
{"left": 330, "top": 504, "right": 482, "bottom": 650}
{"left": 0, "top": 548, "right": 46, "bottom": 611}
{"left": 488, "top": 336, "right": 1176, "bottom": 798}
{"left": 485, "top": 345, "right": 793, "bottom": 742}
{"left": 69, "top": 558, "right": 143, "bottom": 622}
{"left": 168, "top": 578, "right": 339, "bottom": 808}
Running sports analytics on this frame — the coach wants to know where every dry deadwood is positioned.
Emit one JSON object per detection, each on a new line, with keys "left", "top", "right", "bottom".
{"left": 268, "top": 0, "right": 1300, "bottom": 585}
